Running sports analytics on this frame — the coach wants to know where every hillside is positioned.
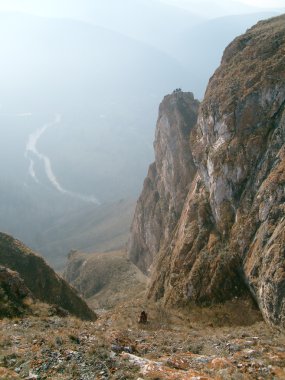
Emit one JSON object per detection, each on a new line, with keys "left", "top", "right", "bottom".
{"left": 34, "top": 199, "right": 135, "bottom": 269}
{"left": 2, "top": 295, "right": 285, "bottom": 379}
{"left": 0, "top": 233, "right": 96, "bottom": 320}
{"left": 64, "top": 250, "right": 147, "bottom": 310}
{"left": 0, "top": 266, "right": 34, "bottom": 318}
{"left": 1, "top": 13, "right": 285, "bottom": 380}
{"left": 129, "top": 14, "right": 285, "bottom": 329}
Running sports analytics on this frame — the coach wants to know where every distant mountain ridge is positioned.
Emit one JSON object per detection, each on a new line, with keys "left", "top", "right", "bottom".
{"left": 0, "top": 182, "right": 135, "bottom": 269}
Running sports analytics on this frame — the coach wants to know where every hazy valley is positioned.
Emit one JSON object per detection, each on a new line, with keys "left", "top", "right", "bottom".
{"left": 1, "top": 2, "right": 285, "bottom": 379}
{"left": 0, "top": 4, "right": 282, "bottom": 267}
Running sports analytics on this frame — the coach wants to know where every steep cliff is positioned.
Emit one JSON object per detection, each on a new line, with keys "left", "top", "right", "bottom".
{"left": 0, "top": 233, "right": 96, "bottom": 320}
{"left": 129, "top": 91, "right": 199, "bottom": 274}
{"left": 130, "top": 14, "right": 285, "bottom": 328}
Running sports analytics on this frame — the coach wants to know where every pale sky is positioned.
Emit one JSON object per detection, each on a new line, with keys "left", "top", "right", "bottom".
{"left": 164, "top": 0, "right": 285, "bottom": 8}
{"left": 0, "top": 0, "right": 283, "bottom": 33}
{"left": 239, "top": 0, "right": 285, "bottom": 7}
{"left": 0, "top": 0, "right": 284, "bottom": 17}
{"left": 162, "top": 0, "right": 285, "bottom": 13}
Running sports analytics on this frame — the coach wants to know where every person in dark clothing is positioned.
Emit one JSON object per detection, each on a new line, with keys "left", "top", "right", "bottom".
{"left": 138, "top": 310, "right": 148, "bottom": 324}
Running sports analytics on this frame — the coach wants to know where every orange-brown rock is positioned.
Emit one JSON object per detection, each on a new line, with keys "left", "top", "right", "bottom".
{"left": 130, "top": 14, "right": 285, "bottom": 328}
{"left": 128, "top": 91, "right": 199, "bottom": 274}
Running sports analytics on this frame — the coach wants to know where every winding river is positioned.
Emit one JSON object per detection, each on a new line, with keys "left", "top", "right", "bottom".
{"left": 25, "top": 114, "right": 100, "bottom": 205}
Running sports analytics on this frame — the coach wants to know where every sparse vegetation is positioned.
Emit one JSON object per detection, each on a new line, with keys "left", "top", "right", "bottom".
{"left": 0, "top": 9, "right": 285, "bottom": 380}
{"left": 0, "top": 233, "right": 96, "bottom": 321}
{"left": 1, "top": 296, "right": 285, "bottom": 379}
{"left": 64, "top": 250, "right": 147, "bottom": 310}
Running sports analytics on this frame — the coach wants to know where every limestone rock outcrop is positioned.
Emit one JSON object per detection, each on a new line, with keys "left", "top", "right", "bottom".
{"left": 129, "top": 15, "right": 285, "bottom": 328}
{"left": 0, "top": 232, "right": 96, "bottom": 320}
{"left": 128, "top": 91, "right": 199, "bottom": 274}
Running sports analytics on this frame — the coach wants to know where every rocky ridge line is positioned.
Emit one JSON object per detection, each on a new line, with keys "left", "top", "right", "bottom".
{"left": 0, "top": 232, "right": 96, "bottom": 321}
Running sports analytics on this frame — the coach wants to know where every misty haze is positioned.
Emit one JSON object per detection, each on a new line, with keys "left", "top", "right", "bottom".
{"left": 0, "top": 0, "right": 282, "bottom": 268}
{"left": 0, "top": 1, "right": 285, "bottom": 379}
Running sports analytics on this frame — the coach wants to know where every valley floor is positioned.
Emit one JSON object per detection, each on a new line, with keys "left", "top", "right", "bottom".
{"left": 1, "top": 298, "right": 285, "bottom": 379}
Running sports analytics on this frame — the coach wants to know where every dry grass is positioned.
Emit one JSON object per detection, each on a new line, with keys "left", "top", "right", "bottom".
{"left": 64, "top": 250, "right": 147, "bottom": 310}
{"left": 1, "top": 295, "right": 285, "bottom": 379}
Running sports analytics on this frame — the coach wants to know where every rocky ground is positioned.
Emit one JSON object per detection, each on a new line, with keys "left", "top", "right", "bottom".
{"left": 1, "top": 297, "right": 285, "bottom": 379}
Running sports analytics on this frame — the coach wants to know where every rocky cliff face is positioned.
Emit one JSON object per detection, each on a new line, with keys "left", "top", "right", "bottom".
{"left": 128, "top": 91, "right": 199, "bottom": 274}
{"left": 130, "top": 15, "right": 285, "bottom": 328}
{"left": 0, "top": 233, "right": 96, "bottom": 320}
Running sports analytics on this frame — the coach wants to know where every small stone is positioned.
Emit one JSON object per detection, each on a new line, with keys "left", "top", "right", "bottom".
{"left": 55, "top": 336, "right": 63, "bottom": 346}
{"left": 26, "top": 371, "right": 38, "bottom": 379}
{"left": 227, "top": 344, "right": 241, "bottom": 352}
{"left": 123, "top": 346, "right": 132, "bottom": 353}
{"left": 210, "top": 357, "right": 232, "bottom": 369}
{"left": 245, "top": 349, "right": 255, "bottom": 355}
{"left": 111, "top": 344, "right": 122, "bottom": 352}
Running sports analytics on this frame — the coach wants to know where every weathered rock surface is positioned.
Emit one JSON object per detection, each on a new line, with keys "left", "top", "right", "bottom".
{"left": 128, "top": 91, "right": 199, "bottom": 274}
{"left": 0, "top": 265, "right": 34, "bottom": 318}
{"left": 0, "top": 232, "right": 96, "bottom": 320}
{"left": 130, "top": 15, "right": 285, "bottom": 328}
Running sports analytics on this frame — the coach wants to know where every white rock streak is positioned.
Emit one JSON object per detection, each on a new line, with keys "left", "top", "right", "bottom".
{"left": 28, "top": 159, "right": 39, "bottom": 183}
{"left": 25, "top": 114, "right": 100, "bottom": 205}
